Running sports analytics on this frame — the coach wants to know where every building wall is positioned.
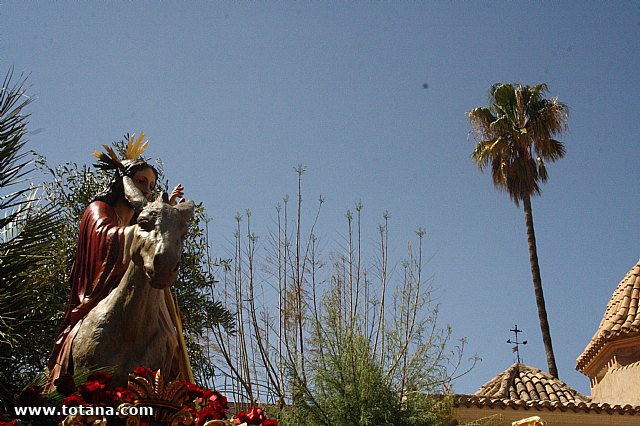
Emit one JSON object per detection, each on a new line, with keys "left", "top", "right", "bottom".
{"left": 452, "top": 406, "right": 639, "bottom": 426}
{"left": 591, "top": 361, "right": 640, "bottom": 406}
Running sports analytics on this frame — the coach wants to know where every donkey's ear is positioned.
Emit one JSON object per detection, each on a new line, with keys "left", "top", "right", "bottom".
{"left": 175, "top": 200, "right": 195, "bottom": 221}
{"left": 161, "top": 192, "right": 170, "bottom": 204}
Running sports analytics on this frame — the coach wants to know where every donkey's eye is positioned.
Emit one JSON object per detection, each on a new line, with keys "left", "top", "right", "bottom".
{"left": 137, "top": 216, "right": 154, "bottom": 231}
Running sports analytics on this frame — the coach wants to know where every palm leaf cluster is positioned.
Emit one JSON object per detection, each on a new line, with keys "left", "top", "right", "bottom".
{"left": 0, "top": 69, "right": 60, "bottom": 400}
{"left": 468, "top": 83, "right": 568, "bottom": 205}
{"left": 0, "top": 70, "right": 34, "bottom": 230}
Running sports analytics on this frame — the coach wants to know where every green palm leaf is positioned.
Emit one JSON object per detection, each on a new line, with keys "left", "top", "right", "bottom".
{"left": 0, "top": 68, "right": 60, "bottom": 404}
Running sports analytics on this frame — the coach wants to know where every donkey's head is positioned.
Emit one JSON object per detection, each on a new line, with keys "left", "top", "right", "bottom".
{"left": 135, "top": 198, "right": 194, "bottom": 289}
{"left": 124, "top": 176, "right": 194, "bottom": 289}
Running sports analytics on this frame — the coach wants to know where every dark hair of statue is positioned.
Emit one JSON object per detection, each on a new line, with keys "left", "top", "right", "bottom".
{"left": 92, "top": 159, "right": 159, "bottom": 207}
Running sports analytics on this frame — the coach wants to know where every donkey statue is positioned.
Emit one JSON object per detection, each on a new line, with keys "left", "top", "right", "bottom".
{"left": 72, "top": 177, "right": 194, "bottom": 386}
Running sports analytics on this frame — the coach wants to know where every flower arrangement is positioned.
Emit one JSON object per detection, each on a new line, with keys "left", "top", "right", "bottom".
{"left": 178, "top": 380, "right": 276, "bottom": 426}
{"left": 233, "top": 407, "right": 278, "bottom": 426}
{"left": 2, "top": 368, "right": 277, "bottom": 426}
{"left": 57, "top": 370, "right": 135, "bottom": 408}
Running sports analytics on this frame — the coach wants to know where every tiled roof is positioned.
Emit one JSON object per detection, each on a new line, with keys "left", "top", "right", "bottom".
{"left": 455, "top": 363, "right": 640, "bottom": 415}
{"left": 576, "top": 259, "right": 640, "bottom": 372}
{"left": 456, "top": 394, "right": 640, "bottom": 415}
{"left": 474, "top": 363, "right": 588, "bottom": 403}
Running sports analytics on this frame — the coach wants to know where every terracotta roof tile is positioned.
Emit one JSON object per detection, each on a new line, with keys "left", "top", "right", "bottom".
{"left": 457, "top": 394, "right": 640, "bottom": 415}
{"left": 576, "top": 259, "right": 640, "bottom": 372}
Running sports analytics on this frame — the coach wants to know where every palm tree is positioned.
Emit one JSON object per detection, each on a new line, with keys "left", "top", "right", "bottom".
{"left": 468, "top": 83, "right": 568, "bottom": 379}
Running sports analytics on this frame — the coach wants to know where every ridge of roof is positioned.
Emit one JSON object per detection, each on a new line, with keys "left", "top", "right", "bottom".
{"left": 576, "top": 260, "right": 640, "bottom": 372}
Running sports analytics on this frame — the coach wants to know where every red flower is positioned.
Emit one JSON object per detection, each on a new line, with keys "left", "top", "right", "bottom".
{"left": 78, "top": 380, "right": 105, "bottom": 393}
{"left": 0, "top": 421, "right": 17, "bottom": 426}
{"left": 196, "top": 405, "right": 224, "bottom": 426}
{"left": 113, "top": 386, "right": 135, "bottom": 404}
{"left": 208, "top": 390, "right": 228, "bottom": 410}
{"left": 133, "top": 366, "right": 153, "bottom": 380}
{"left": 53, "top": 373, "right": 76, "bottom": 397}
{"left": 92, "top": 389, "right": 116, "bottom": 407}
{"left": 235, "top": 411, "right": 250, "bottom": 425}
{"left": 87, "top": 371, "right": 112, "bottom": 386}
{"left": 181, "top": 381, "right": 204, "bottom": 400}
{"left": 77, "top": 380, "right": 106, "bottom": 403}
{"left": 262, "top": 420, "right": 278, "bottom": 426}
{"left": 183, "top": 404, "right": 198, "bottom": 417}
{"left": 246, "top": 406, "right": 265, "bottom": 425}
{"left": 62, "top": 393, "right": 86, "bottom": 407}
{"left": 197, "top": 387, "right": 213, "bottom": 405}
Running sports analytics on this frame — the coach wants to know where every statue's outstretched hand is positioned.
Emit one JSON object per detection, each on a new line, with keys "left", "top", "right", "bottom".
{"left": 169, "top": 184, "right": 185, "bottom": 206}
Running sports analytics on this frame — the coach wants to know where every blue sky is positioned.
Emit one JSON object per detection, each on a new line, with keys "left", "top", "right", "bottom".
{"left": 3, "top": 2, "right": 640, "bottom": 395}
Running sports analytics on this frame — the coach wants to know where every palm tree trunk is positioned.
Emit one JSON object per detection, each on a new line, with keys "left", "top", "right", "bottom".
{"left": 522, "top": 195, "right": 559, "bottom": 378}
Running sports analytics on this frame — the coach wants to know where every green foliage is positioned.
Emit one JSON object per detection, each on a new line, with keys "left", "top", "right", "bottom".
{"left": 0, "top": 68, "right": 61, "bottom": 407}
{"left": 302, "top": 331, "right": 402, "bottom": 425}
{"left": 279, "top": 241, "right": 456, "bottom": 426}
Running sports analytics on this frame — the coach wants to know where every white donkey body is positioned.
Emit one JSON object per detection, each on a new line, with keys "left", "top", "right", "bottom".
{"left": 72, "top": 196, "right": 194, "bottom": 385}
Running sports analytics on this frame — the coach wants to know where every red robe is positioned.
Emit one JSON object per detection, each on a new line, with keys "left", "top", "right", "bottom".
{"left": 47, "top": 201, "right": 128, "bottom": 382}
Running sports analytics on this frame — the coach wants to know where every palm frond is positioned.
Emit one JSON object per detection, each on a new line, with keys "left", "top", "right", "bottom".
{"left": 92, "top": 144, "right": 123, "bottom": 171}
{"left": 0, "top": 70, "right": 33, "bottom": 202}
{"left": 490, "top": 156, "right": 507, "bottom": 191}
{"left": 537, "top": 156, "right": 548, "bottom": 182}
{"left": 125, "top": 132, "right": 149, "bottom": 160}
{"left": 527, "top": 82, "right": 549, "bottom": 99}
{"left": 537, "top": 138, "right": 566, "bottom": 162}
{"left": 472, "top": 137, "right": 511, "bottom": 174}
{"left": 471, "top": 140, "right": 493, "bottom": 170}
{"left": 540, "top": 98, "right": 569, "bottom": 134}
{"left": 0, "top": 191, "right": 59, "bottom": 346}
{"left": 467, "top": 107, "right": 496, "bottom": 141}
{"left": 491, "top": 83, "right": 517, "bottom": 109}
{"left": 488, "top": 116, "right": 512, "bottom": 135}
{"left": 0, "top": 68, "right": 60, "bottom": 351}
{"left": 469, "top": 82, "right": 568, "bottom": 203}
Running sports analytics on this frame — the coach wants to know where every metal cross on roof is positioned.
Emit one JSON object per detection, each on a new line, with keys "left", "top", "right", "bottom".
{"left": 507, "top": 324, "right": 527, "bottom": 364}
